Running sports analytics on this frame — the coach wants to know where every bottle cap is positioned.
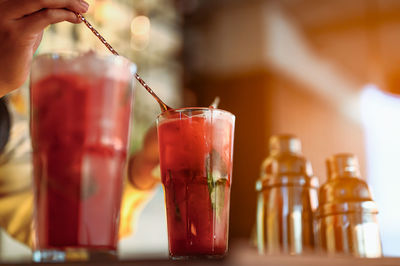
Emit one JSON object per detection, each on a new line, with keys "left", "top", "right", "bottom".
{"left": 326, "top": 153, "right": 360, "bottom": 180}
{"left": 258, "top": 135, "right": 318, "bottom": 189}
{"left": 269, "top": 134, "right": 302, "bottom": 155}
{"left": 319, "top": 153, "right": 377, "bottom": 217}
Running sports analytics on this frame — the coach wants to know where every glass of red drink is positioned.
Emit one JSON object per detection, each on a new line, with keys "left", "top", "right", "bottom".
{"left": 157, "top": 108, "right": 235, "bottom": 259}
{"left": 30, "top": 52, "right": 136, "bottom": 262}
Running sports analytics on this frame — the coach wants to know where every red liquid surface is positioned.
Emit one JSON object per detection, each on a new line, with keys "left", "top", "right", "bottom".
{"left": 31, "top": 73, "right": 132, "bottom": 250}
{"left": 158, "top": 113, "right": 234, "bottom": 257}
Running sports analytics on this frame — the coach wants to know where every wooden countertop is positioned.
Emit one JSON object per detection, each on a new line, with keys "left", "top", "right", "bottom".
{"left": 3, "top": 241, "right": 400, "bottom": 265}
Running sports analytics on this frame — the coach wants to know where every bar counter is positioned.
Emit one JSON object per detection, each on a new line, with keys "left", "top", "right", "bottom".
{"left": 3, "top": 241, "right": 400, "bottom": 266}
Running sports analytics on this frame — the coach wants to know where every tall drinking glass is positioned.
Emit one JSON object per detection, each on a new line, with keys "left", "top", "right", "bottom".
{"left": 30, "top": 53, "right": 136, "bottom": 262}
{"left": 157, "top": 108, "right": 235, "bottom": 259}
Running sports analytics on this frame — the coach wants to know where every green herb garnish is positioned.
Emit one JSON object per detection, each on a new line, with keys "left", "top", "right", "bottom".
{"left": 206, "top": 149, "right": 229, "bottom": 222}
{"left": 169, "top": 170, "right": 182, "bottom": 221}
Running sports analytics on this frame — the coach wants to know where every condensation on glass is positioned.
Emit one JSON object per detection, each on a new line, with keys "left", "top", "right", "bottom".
{"left": 30, "top": 52, "right": 136, "bottom": 262}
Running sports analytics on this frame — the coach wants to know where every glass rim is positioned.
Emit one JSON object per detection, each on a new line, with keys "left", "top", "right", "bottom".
{"left": 32, "top": 51, "right": 137, "bottom": 74}
{"left": 157, "top": 107, "right": 235, "bottom": 121}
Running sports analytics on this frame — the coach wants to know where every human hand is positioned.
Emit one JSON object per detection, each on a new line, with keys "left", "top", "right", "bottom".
{"left": 0, "top": 0, "right": 89, "bottom": 97}
{"left": 128, "top": 126, "right": 161, "bottom": 190}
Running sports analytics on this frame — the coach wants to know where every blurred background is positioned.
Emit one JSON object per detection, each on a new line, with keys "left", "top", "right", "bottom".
{"left": 2, "top": 0, "right": 400, "bottom": 261}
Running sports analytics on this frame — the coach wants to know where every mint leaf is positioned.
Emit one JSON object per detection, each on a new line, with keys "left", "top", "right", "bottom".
{"left": 174, "top": 200, "right": 182, "bottom": 221}
{"left": 81, "top": 175, "right": 98, "bottom": 200}
{"left": 206, "top": 152, "right": 215, "bottom": 210}
{"left": 206, "top": 149, "right": 228, "bottom": 212}
{"left": 168, "top": 170, "right": 181, "bottom": 221}
{"left": 212, "top": 178, "right": 227, "bottom": 223}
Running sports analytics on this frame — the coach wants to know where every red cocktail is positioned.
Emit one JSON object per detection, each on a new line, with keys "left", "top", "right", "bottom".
{"left": 30, "top": 53, "right": 136, "bottom": 262}
{"left": 157, "top": 108, "right": 235, "bottom": 259}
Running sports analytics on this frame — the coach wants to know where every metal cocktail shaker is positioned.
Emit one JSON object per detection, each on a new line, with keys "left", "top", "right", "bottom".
{"left": 317, "top": 154, "right": 382, "bottom": 257}
{"left": 256, "top": 135, "right": 319, "bottom": 255}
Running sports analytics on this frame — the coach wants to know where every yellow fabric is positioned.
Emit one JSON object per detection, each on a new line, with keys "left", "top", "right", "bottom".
{"left": 0, "top": 189, "right": 33, "bottom": 246}
{"left": 119, "top": 180, "right": 152, "bottom": 238}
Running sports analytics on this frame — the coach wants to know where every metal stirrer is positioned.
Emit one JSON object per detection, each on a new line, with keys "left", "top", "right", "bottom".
{"left": 75, "top": 13, "right": 171, "bottom": 112}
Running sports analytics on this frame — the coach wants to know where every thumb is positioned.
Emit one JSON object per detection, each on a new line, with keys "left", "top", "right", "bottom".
{"left": 32, "top": 31, "right": 44, "bottom": 53}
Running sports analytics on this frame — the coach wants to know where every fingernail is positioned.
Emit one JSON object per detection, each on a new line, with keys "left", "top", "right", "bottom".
{"left": 79, "top": 0, "right": 89, "bottom": 12}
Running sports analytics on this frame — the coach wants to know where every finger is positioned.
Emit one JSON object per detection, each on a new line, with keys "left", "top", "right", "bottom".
{"left": 2, "top": 0, "right": 88, "bottom": 19}
{"left": 32, "top": 31, "right": 44, "bottom": 53}
{"left": 18, "top": 9, "right": 81, "bottom": 34}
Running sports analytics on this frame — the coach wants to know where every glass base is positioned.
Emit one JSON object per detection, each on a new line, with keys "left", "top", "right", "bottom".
{"left": 32, "top": 249, "right": 117, "bottom": 263}
{"left": 170, "top": 254, "right": 226, "bottom": 260}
